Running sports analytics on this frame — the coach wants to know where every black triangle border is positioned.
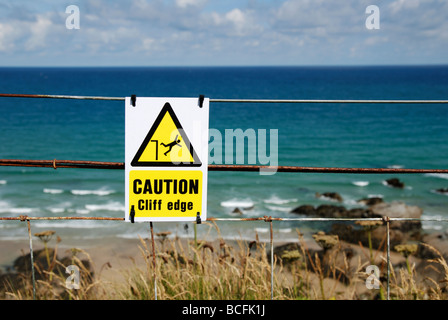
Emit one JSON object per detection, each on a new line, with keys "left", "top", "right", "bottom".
{"left": 131, "top": 102, "right": 202, "bottom": 167}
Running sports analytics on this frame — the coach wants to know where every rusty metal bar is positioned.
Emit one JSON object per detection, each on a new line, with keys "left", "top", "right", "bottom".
{"left": 211, "top": 98, "right": 448, "bottom": 104}
{"left": 0, "top": 159, "right": 124, "bottom": 170}
{"left": 2, "top": 93, "right": 448, "bottom": 104}
{"left": 209, "top": 165, "right": 448, "bottom": 174}
{"left": 1, "top": 216, "right": 447, "bottom": 222}
{"left": 1, "top": 159, "right": 448, "bottom": 174}
{"left": 0, "top": 93, "right": 124, "bottom": 101}
{"left": 0, "top": 217, "right": 124, "bottom": 221}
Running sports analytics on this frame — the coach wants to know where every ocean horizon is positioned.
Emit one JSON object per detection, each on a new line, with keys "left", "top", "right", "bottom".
{"left": 1, "top": 65, "right": 448, "bottom": 244}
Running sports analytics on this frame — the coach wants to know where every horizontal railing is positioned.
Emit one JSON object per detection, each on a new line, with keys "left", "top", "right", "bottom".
{"left": 1, "top": 159, "right": 448, "bottom": 174}
{"left": 2, "top": 93, "right": 448, "bottom": 104}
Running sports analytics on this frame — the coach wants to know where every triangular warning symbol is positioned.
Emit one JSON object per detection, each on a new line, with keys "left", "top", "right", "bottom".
{"left": 131, "top": 102, "right": 201, "bottom": 167}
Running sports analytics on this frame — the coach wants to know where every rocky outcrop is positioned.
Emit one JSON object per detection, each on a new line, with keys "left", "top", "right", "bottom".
{"left": 291, "top": 205, "right": 315, "bottom": 216}
{"left": 291, "top": 201, "right": 423, "bottom": 250}
{"left": 0, "top": 248, "right": 93, "bottom": 299}
{"left": 315, "top": 205, "right": 347, "bottom": 218}
{"left": 384, "top": 178, "right": 405, "bottom": 189}
{"left": 369, "top": 201, "right": 422, "bottom": 233}
{"left": 329, "top": 202, "right": 422, "bottom": 248}
{"left": 357, "top": 197, "right": 384, "bottom": 206}
{"left": 316, "top": 192, "right": 343, "bottom": 202}
{"left": 291, "top": 204, "right": 374, "bottom": 219}
{"left": 434, "top": 188, "right": 448, "bottom": 195}
{"left": 417, "top": 232, "right": 448, "bottom": 260}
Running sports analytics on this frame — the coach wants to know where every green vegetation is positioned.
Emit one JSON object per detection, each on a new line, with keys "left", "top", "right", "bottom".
{"left": 1, "top": 222, "right": 448, "bottom": 300}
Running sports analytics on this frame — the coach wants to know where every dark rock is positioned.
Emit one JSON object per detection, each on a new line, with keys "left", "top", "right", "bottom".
{"left": 385, "top": 178, "right": 405, "bottom": 189}
{"left": 417, "top": 232, "right": 448, "bottom": 260}
{"left": 13, "top": 248, "right": 92, "bottom": 280}
{"left": 291, "top": 205, "right": 315, "bottom": 216}
{"left": 357, "top": 197, "right": 384, "bottom": 206}
{"left": 435, "top": 188, "right": 448, "bottom": 195}
{"left": 316, "top": 192, "right": 343, "bottom": 202}
{"left": 315, "top": 205, "right": 347, "bottom": 218}
{"left": 1, "top": 247, "right": 94, "bottom": 299}
{"left": 329, "top": 223, "right": 407, "bottom": 249}
{"left": 328, "top": 202, "right": 423, "bottom": 249}
{"left": 292, "top": 204, "right": 374, "bottom": 219}
{"left": 14, "top": 248, "right": 55, "bottom": 274}
{"left": 346, "top": 208, "right": 376, "bottom": 218}
{"left": 291, "top": 201, "right": 423, "bottom": 253}
{"left": 232, "top": 208, "right": 243, "bottom": 215}
{"left": 370, "top": 201, "right": 422, "bottom": 233}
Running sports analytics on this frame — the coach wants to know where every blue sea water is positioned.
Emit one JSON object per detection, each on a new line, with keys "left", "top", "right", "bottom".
{"left": 1, "top": 66, "right": 448, "bottom": 243}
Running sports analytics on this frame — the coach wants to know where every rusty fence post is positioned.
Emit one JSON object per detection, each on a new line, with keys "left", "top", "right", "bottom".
{"left": 21, "top": 216, "right": 36, "bottom": 300}
{"left": 149, "top": 222, "right": 157, "bottom": 300}
{"left": 384, "top": 216, "right": 391, "bottom": 300}
{"left": 270, "top": 220, "right": 274, "bottom": 300}
{"left": 264, "top": 216, "right": 274, "bottom": 300}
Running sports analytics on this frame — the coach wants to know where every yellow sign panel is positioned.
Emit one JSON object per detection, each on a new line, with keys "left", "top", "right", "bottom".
{"left": 129, "top": 170, "right": 202, "bottom": 218}
{"left": 131, "top": 102, "right": 201, "bottom": 167}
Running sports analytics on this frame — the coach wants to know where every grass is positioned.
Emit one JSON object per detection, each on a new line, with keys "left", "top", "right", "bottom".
{"left": 1, "top": 222, "right": 448, "bottom": 300}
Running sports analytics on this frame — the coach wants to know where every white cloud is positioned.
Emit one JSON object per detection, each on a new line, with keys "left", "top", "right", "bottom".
{"left": 25, "top": 14, "right": 53, "bottom": 51}
{"left": 364, "top": 36, "right": 389, "bottom": 46}
{"left": 389, "top": 0, "right": 421, "bottom": 14}
{"left": 176, "top": 0, "right": 207, "bottom": 8}
{"left": 0, "top": 23, "right": 16, "bottom": 52}
{"left": 0, "top": 0, "right": 447, "bottom": 66}
{"left": 209, "top": 8, "right": 263, "bottom": 37}
{"left": 142, "top": 37, "right": 155, "bottom": 51}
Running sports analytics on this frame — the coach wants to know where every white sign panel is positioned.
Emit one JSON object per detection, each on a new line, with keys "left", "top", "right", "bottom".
{"left": 125, "top": 97, "right": 209, "bottom": 222}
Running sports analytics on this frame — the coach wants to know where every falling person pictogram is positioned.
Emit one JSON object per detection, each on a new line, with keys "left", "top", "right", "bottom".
{"left": 130, "top": 102, "right": 202, "bottom": 167}
{"left": 161, "top": 135, "right": 181, "bottom": 156}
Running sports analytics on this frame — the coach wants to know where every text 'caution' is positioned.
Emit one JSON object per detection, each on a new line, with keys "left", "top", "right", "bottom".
{"left": 129, "top": 170, "right": 202, "bottom": 218}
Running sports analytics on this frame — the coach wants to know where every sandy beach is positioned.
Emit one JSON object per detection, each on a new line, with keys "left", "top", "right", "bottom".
{"left": 0, "top": 236, "right": 155, "bottom": 283}
{"left": 0, "top": 231, "right": 275, "bottom": 285}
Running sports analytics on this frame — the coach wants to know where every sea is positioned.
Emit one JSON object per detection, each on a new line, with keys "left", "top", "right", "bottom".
{"left": 1, "top": 66, "right": 448, "bottom": 245}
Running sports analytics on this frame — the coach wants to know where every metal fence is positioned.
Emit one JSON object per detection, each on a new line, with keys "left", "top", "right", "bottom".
{"left": 1, "top": 93, "right": 448, "bottom": 300}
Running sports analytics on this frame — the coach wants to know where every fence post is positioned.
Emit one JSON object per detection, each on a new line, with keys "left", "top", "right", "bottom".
{"left": 270, "top": 220, "right": 274, "bottom": 300}
{"left": 149, "top": 222, "right": 157, "bottom": 300}
{"left": 264, "top": 216, "right": 274, "bottom": 300}
{"left": 384, "top": 216, "right": 390, "bottom": 300}
{"left": 22, "top": 216, "right": 36, "bottom": 300}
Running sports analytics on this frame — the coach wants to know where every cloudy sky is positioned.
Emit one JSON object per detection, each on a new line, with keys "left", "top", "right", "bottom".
{"left": 0, "top": 0, "right": 447, "bottom": 66}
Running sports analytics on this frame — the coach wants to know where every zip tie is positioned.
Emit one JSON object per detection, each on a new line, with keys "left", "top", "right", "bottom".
{"left": 53, "top": 159, "right": 57, "bottom": 170}
{"left": 130, "top": 205, "right": 135, "bottom": 223}
{"left": 131, "top": 95, "right": 136, "bottom": 107}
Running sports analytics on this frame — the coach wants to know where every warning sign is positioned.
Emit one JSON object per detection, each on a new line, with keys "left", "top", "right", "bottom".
{"left": 125, "top": 97, "right": 209, "bottom": 222}
{"left": 131, "top": 103, "right": 201, "bottom": 167}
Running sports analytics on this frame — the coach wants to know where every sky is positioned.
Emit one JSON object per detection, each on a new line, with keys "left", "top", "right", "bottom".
{"left": 0, "top": 0, "right": 447, "bottom": 66}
